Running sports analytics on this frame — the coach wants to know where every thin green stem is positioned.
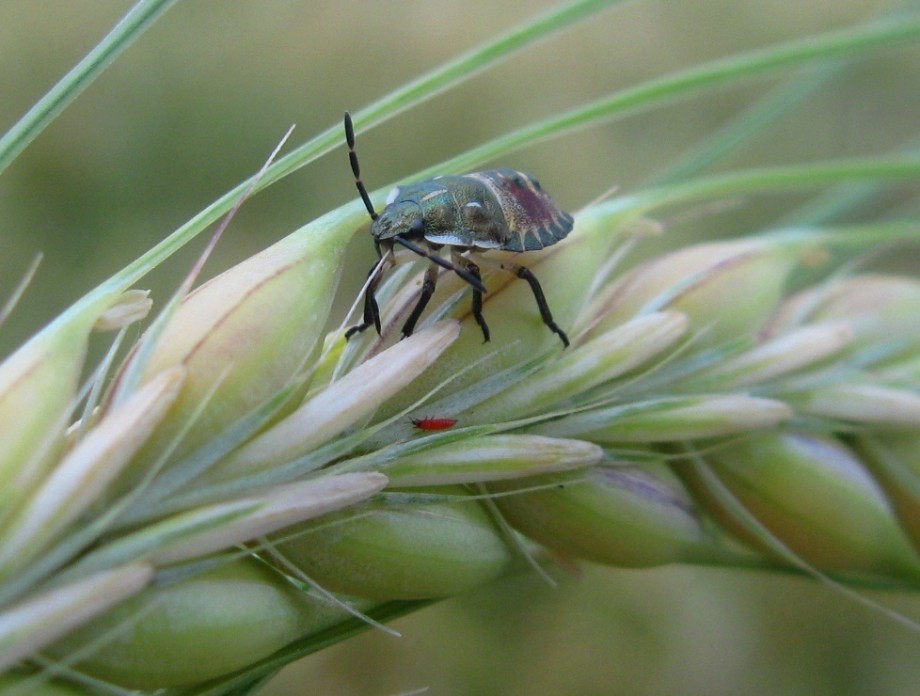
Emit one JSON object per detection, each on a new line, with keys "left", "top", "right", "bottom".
{"left": 427, "top": 17, "right": 920, "bottom": 180}
{"left": 41, "top": 9, "right": 920, "bottom": 331}
{"left": 607, "top": 156, "right": 920, "bottom": 221}
{"left": 648, "top": 62, "right": 844, "bottom": 186}
{"left": 41, "top": 0, "right": 623, "bottom": 327}
{"left": 0, "top": 0, "right": 178, "bottom": 174}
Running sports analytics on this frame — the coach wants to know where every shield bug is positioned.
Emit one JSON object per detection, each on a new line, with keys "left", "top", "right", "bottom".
{"left": 411, "top": 416, "right": 459, "bottom": 431}
{"left": 343, "top": 112, "right": 573, "bottom": 347}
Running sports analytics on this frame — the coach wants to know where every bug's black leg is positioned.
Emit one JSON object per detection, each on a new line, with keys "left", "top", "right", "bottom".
{"left": 504, "top": 262, "right": 569, "bottom": 347}
{"left": 471, "top": 271, "right": 490, "bottom": 343}
{"left": 344, "top": 264, "right": 381, "bottom": 339}
{"left": 346, "top": 254, "right": 390, "bottom": 339}
{"left": 401, "top": 260, "right": 440, "bottom": 338}
{"left": 393, "top": 236, "right": 487, "bottom": 293}
{"left": 455, "top": 255, "right": 489, "bottom": 342}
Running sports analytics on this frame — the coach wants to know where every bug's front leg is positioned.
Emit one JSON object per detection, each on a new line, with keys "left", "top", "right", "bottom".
{"left": 345, "top": 252, "right": 393, "bottom": 339}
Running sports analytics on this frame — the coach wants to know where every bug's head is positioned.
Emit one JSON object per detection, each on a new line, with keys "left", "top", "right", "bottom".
{"left": 370, "top": 196, "right": 425, "bottom": 242}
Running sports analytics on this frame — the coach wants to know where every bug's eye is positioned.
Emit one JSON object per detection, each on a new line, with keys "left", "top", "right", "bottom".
{"left": 409, "top": 218, "right": 425, "bottom": 237}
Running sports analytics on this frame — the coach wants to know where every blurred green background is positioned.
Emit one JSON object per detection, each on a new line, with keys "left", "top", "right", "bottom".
{"left": 2, "top": 1, "right": 920, "bottom": 694}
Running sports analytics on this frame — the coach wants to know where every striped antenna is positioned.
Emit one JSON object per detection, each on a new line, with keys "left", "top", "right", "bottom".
{"left": 344, "top": 112, "right": 378, "bottom": 221}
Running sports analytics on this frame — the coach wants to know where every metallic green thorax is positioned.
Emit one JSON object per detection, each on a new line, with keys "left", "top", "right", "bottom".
{"left": 372, "top": 168, "right": 574, "bottom": 252}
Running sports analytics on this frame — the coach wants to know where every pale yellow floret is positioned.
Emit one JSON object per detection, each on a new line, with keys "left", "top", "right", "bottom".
{"left": 210, "top": 321, "right": 460, "bottom": 481}
{"left": 151, "top": 472, "right": 389, "bottom": 564}
{"left": 0, "top": 367, "right": 185, "bottom": 576}
{"left": 0, "top": 563, "right": 153, "bottom": 671}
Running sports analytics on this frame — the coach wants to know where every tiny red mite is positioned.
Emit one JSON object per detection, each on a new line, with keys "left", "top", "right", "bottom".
{"left": 411, "top": 416, "right": 459, "bottom": 431}
{"left": 343, "top": 112, "right": 573, "bottom": 346}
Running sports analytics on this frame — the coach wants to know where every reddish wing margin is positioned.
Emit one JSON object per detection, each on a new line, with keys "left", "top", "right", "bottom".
{"left": 469, "top": 168, "right": 574, "bottom": 252}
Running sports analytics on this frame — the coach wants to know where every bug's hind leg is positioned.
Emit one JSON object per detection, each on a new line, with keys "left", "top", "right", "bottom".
{"left": 513, "top": 263, "right": 569, "bottom": 347}
{"left": 401, "top": 259, "right": 440, "bottom": 338}
{"left": 475, "top": 255, "right": 569, "bottom": 347}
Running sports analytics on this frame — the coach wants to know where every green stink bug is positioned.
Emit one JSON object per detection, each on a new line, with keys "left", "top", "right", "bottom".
{"left": 344, "top": 112, "right": 573, "bottom": 347}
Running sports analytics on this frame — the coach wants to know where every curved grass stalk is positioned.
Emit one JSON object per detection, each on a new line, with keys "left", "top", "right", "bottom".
{"left": 0, "top": 0, "right": 178, "bottom": 174}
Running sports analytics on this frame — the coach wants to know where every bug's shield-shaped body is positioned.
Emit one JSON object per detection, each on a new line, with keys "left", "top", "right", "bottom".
{"left": 344, "top": 111, "right": 571, "bottom": 345}
{"left": 372, "top": 168, "right": 574, "bottom": 251}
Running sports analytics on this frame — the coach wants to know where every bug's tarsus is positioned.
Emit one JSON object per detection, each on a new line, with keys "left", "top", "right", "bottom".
{"left": 344, "top": 322, "right": 368, "bottom": 340}
{"left": 344, "top": 112, "right": 378, "bottom": 221}
{"left": 504, "top": 262, "right": 569, "bottom": 347}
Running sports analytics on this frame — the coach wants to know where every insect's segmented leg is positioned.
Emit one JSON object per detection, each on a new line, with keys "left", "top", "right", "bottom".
{"left": 345, "top": 253, "right": 393, "bottom": 339}
{"left": 401, "top": 259, "right": 440, "bottom": 338}
{"left": 469, "top": 264, "right": 490, "bottom": 343}
{"left": 511, "top": 263, "right": 569, "bottom": 347}
{"left": 452, "top": 250, "right": 490, "bottom": 342}
{"left": 474, "top": 255, "right": 569, "bottom": 347}
{"left": 393, "top": 236, "right": 487, "bottom": 292}
{"left": 345, "top": 265, "right": 382, "bottom": 339}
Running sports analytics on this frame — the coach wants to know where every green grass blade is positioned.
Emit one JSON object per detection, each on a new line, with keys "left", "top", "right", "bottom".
{"left": 114, "top": 0, "right": 624, "bottom": 287}
{"left": 0, "top": 0, "right": 178, "bottom": 174}
{"left": 649, "top": 1, "right": 920, "bottom": 187}
{"left": 778, "top": 138, "right": 920, "bottom": 226}
{"left": 568, "top": 156, "right": 920, "bottom": 262}
{"left": 42, "top": 0, "right": 624, "bottom": 331}
{"left": 425, "top": 16, "right": 920, "bottom": 180}
{"left": 345, "top": 0, "right": 627, "bottom": 131}
{"left": 648, "top": 63, "right": 844, "bottom": 186}
{"left": 608, "top": 156, "right": 920, "bottom": 223}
